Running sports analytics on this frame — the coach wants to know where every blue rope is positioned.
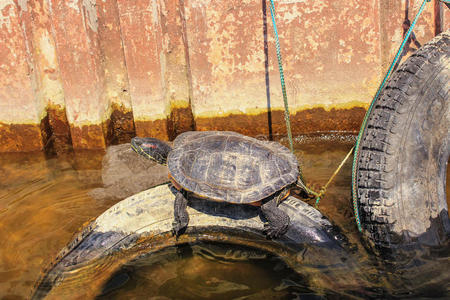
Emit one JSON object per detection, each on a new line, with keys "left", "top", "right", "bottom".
{"left": 351, "top": 0, "right": 431, "bottom": 232}
{"left": 268, "top": 0, "right": 295, "bottom": 154}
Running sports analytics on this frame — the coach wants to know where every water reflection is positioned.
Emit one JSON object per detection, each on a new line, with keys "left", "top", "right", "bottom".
{"left": 97, "top": 243, "right": 314, "bottom": 300}
{"left": 0, "top": 150, "right": 107, "bottom": 299}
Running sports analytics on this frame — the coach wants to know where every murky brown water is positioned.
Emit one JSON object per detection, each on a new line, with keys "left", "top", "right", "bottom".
{"left": 0, "top": 150, "right": 108, "bottom": 299}
{"left": 0, "top": 136, "right": 448, "bottom": 299}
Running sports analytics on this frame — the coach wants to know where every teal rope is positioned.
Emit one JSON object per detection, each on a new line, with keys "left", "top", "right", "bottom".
{"left": 268, "top": 0, "right": 294, "bottom": 155}
{"left": 351, "top": 0, "right": 431, "bottom": 232}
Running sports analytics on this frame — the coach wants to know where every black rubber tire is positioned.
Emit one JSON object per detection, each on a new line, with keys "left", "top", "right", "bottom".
{"left": 355, "top": 31, "right": 450, "bottom": 251}
{"left": 32, "top": 184, "right": 350, "bottom": 299}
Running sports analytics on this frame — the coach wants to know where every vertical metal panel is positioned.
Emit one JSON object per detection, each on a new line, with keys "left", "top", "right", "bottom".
{"left": 0, "top": 1, "right": 43, "bottom": 151}
{"left": 0, "top": 0, "right": 448, "bottom": 152}
{"left": 116, "top": 0, "right": 168, "bottom": 139}
{"left": 48, "top": 0, "right": 107, "bottom": 149}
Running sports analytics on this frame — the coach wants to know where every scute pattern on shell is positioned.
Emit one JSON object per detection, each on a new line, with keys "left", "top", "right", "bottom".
{"left": 168, "top": 131, "right": 299, "bottom": 204}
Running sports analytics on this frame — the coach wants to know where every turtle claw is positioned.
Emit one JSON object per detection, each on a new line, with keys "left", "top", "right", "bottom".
{"left": 172, "top": 221, "right": 187, "bottom": 239}
{"left": 263, "top": 222, "right": 288, "bottom": 239}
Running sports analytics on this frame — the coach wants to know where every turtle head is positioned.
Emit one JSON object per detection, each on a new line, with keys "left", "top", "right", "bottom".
{"left": 131, "top": 137, "right": 172, "bottom": 165}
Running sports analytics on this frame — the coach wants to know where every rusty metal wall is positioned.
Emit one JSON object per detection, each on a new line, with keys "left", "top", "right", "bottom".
{"left": 0, "top": 0, "right": 447, "bottom": 152}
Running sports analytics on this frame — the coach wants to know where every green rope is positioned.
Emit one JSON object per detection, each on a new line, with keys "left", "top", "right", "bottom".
{"left": 351, "top": 0, "right": 431, "bottom": 232}
{"left": 268, "top": 0, "right": 294, "bottom": 155}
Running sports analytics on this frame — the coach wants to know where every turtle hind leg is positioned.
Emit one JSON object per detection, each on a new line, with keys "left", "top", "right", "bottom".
{"left": 172, "top": 191, "right": 190, "bottom": 238}
{"left": 261, "top": 195, "right": 290, "bottom": 239}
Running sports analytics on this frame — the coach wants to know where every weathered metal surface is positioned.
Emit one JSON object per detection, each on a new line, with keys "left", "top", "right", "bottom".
{"left": 0, "top": 0, "right": 43, "bottom": 151}
{"left": 25, "top": 0, "right": 64, "bottom": 116}
{"left": 196, "top": 106, "right": 366, "bottom": 136}
{"left": 116, "top": 0, "right": 167, "bottom": 139}
{"left": 46, "top": 106, "right": 72, "bottom": 153}
{"left": 0, "top": 1, "right": 448, "bottom": 152}
{"left": 25, "top": 0, "right": 71, "bottom": 152}
{"left": 48, "top": 0, "right": 107, "bottom": 149}
{"left": 105, "top": 103, "right": 135, "bottom": 144}
{"left": 97, "top": 0, "right": 135, "bottom": 144}
{"left": 116, "top": 0, "right": 194, "bottom": 140}
{"left": 184, "top": 0, "right": 380, "bottom": 118}
{"left": 159, "top": 0, "right": 195, "bottom": 137}
{"left": 0, "top": 123, "right": 42, "bottom": 152}
{"left": 380, "top": 1, "right": 437, "bottom": 72}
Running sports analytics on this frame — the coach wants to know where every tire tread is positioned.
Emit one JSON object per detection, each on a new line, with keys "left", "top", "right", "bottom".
{"left": 356, "top": 31, "right": 450, "bottom": 248}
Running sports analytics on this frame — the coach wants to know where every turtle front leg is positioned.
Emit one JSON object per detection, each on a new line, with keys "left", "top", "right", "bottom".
{"left": 172, "top": 191, "right": 190, "bottom": 238}
{"left": 261, "top": 196, "right": 290, "bottom": 239}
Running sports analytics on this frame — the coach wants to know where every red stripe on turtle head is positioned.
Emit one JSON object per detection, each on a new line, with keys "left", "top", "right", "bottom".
{"left": 142, "top": 143, "right": 157, "bottom": 149}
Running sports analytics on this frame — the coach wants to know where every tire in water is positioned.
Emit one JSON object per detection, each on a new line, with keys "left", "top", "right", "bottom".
{"left": 355, "top": 31, "right": 450, "bottom": 251}
{"left": 32, "top": 184, "right": 349, "bottom": 299}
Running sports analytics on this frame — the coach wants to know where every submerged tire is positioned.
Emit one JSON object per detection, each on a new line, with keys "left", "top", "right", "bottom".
{"left": 32, "top": 184, "right": 349, "bottom": 299}
{"left": 355, "top": 31, "right": 450, "bottom": 250}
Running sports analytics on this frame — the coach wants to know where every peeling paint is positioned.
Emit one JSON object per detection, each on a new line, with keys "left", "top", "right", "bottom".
{"left": 151, "top": 0, "right": 159, "bottom": 26}
{"left": 17, "top": 0, "right": 27, "bottom": 12}
{"left": 0, "top": 1, "right": 14, "bottom": 33}
{"left": 338, "top": 45, "right": 354, "bottom": 64}
{"left": 66, "top": 0, "right": 79, "bottom": 12}
{"left": 38, "top": 32, "right": 57, "bottom": 67}
{"left": 82, "top": 0, "right": 98, "bottom": 32}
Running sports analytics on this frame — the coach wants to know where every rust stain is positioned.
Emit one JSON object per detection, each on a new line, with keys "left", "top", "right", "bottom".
{"left": 289, "top": 107, "right": 366, "bottom": 134}
{"left": 195, "top": 107, "right": 366, "bottom": 136}
{"left": 47, "top": 105, "right": 72, "bottom": 153}
{"left": 70, "top": 124, "right": 106, "bottom": 150}
{"left": 131, "top": 106, "right": 365, "bottom": 142}
{"left": 0, "top": 123, "right": 43, "bottom": 152}
{"left": 195, "top": 107, "right": 366, "bottom": 137}
{"left": 106, "top": 103, "right": 136, "bottom": 145}
{"left": 167, "top": 105, "right": 195, "bottom": 140}
{"left": 39, "top": 113, "right": 52, "bottom": 151}
{"left": 135, "top": 119, "right": 170, "bottom": 141}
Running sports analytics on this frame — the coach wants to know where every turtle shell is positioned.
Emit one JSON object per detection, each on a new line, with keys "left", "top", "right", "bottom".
{"left": 167, "top": 131, "right": 299, "bottom": 204}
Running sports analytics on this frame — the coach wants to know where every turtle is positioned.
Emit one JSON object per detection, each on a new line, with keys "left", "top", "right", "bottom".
{"left": 131, "top": 131, "right": 311, "bottom": 239}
